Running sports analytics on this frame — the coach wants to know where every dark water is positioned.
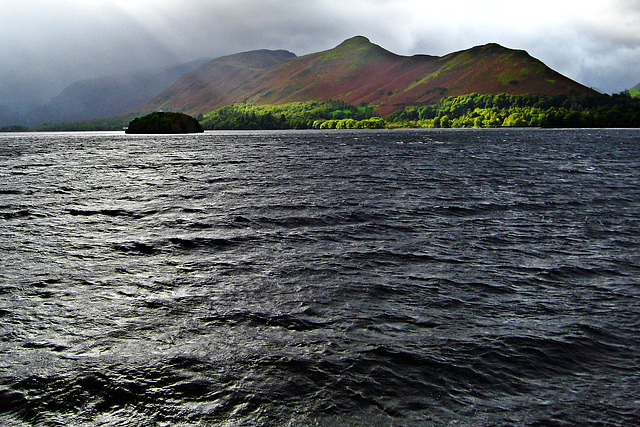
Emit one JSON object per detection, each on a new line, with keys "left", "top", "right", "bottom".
{"left": 1, "top": 128, "right": 639, "bottom": 426}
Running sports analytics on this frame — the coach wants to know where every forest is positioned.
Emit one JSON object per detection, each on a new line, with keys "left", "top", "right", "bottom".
{"left": 33, "top": 113, "right": 139, "bottom": 132}
{"left": 201, "top": 94, "right": 640, "bottom": 130}
{"left": 388, "top": 93, "right": 640, "bottom": 128}
{"left": 199, "top": 101, "right": 384, "bottom": 130}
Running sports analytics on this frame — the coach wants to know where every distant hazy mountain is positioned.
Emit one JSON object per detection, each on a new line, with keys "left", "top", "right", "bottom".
{"left": 0, "top": 105, "right": 22, "bottom": 127}
{"left": 141, "top": 36, "right": 598, "bottom": 116}
{"left": 25, "top": 59, "right": 209, "bottom": 125}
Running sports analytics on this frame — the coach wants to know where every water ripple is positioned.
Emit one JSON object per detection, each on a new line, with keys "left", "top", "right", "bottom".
{"left": 1, "top": 129, "right": 639, "bottom": 425}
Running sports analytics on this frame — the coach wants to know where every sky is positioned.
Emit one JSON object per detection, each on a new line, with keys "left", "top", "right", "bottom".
{"left": 2, "top": 0, "right": 639, "bottom": 112}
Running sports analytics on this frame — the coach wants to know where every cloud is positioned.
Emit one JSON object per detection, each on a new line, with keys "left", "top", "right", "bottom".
{"left": 0, "top": 1, "right": 180, "bottom": 108}
{"left": 1, "top": 0, "right": 639, "bottom": 110}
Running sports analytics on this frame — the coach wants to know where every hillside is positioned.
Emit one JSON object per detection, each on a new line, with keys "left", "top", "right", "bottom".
{"left": 629, "top": 82, "right": 640, "bottom": 98}
{"left": 141, "top": 36, "right": 598, "bottom": 116}
{"left": 143, "top": 49, "right": 296, "bottom": 115}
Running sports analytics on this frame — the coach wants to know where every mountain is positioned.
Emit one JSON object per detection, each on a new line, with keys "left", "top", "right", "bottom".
{"left": 142, "top": 49, "right": 296, "bottom": 115}
{"left": 0, "top": 105, "right": 22, "bottom": 127}
{"left": 141, "top": 36, "right": 598, "bottom": 116}
{"left": 25, "top": 59, "right": 209, "bottom": 125}
{"left": 629, "top": 82, "right": 640, "bottom": 98}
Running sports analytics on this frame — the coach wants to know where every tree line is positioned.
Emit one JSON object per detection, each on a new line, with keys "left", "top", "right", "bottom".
{"left": 200, "top": 101, "right": 383, "bottom": 130}
{"left": 388, "top": 93, "right": 640, "bottom": 128}
{"left": 201, "top": 94, "right": 640, "bottom": 130}
{"left": 33, "top": 114, "right": 139, "bottom": 131}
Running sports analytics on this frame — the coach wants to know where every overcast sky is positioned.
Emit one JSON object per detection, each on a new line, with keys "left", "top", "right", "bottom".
{"left": 2, "top": 0, "right": 639, "bottom": 110}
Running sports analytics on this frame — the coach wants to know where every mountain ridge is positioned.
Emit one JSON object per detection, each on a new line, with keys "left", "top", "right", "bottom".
{"left": 141, "top": 36, "right": 598, "bottom": 116}
{"left": 146, "top": 50, "right": 296, "bottom": 114}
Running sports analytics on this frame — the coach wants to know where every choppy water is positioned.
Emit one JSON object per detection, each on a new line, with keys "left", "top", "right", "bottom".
{"left": 1, "top": 128, "right": 639, "bottom": 426}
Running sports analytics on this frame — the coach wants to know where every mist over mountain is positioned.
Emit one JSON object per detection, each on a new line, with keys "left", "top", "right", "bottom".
{"left": 142, "top": 36, "right": 597, "bottom": 117}
{"left": 17, "top": 59, "right": 209, "bottom": 126}
{"left": 0, "top": 106, "right": 22, "bottom": 128}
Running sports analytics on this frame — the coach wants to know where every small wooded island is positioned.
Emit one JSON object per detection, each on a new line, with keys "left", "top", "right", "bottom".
{"left": 125, "top": 112, "right": 204, "bottom": 134}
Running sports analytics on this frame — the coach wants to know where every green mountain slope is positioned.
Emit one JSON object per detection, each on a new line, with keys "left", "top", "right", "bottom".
{"left": 142, "top": 49, "right": 296, "bottom": 114}
{"left": 141, "top": 36, "right": 598, "bottom": 116}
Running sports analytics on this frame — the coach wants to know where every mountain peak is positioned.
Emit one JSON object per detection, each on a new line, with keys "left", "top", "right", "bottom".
{"left": 337, "top": 36, "right": 372, "bottom": 47}
{"left": 479, "top": 42, "right": 508, "bottom": 50}
{"left": 466, "top": 42, "right": 514, "bottom": 55}
{"left": 327, "top": 36, "right": 396, "bottom": 62}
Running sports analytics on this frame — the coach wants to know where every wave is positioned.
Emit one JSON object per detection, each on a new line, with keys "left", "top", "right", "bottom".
{"left": 199, "top": 309, "right": 333, "bottom": 332}
{"left": 0, "top": 209, "right": 31, "bottom": 219}
{"left": 112, "top": 235, "right": 253, "bottom": 255}
{"left": 69, "top": 208, "right": 159, "bottom": 218}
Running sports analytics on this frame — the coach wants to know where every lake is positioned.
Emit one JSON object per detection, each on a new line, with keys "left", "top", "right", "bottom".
{"left": 1, "top": 128, "right": 639, "bottom": 425}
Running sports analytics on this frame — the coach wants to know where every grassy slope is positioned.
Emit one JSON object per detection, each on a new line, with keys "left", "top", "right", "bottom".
{"left": 141, "top": 36, "right": 598, "bottom": 117}
{"left": 381, "top": 44, "right": 597, "bottom": 115}
{"left": 626, "top": 82, "right": 640, "bottom": 98}
{"left": 142, "top": 49, "right": 296, "bottom": 115}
